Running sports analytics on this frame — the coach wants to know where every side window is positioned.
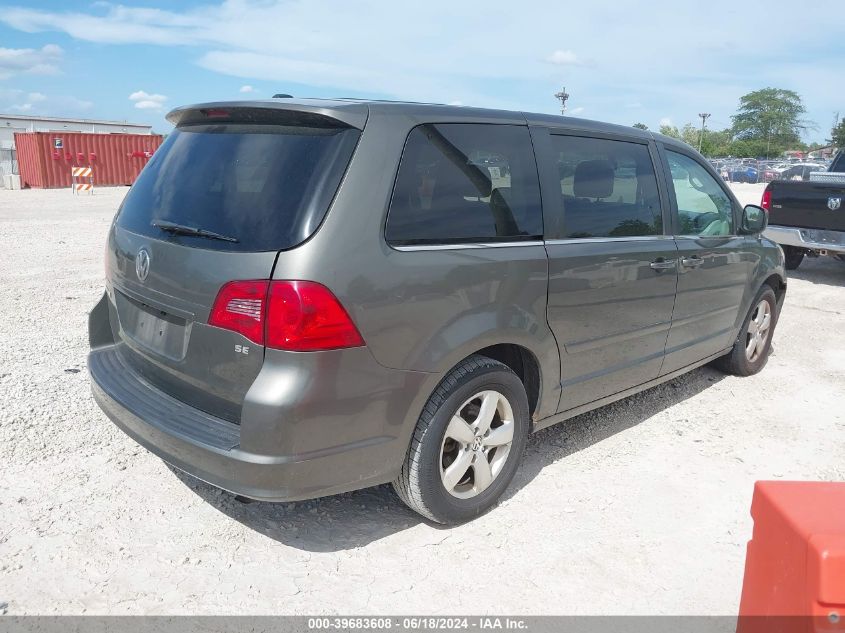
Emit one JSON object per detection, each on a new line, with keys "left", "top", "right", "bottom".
{"left": 549, "top": 135, "right": 662, "bottom": 239}
{"left": 385, "top": 124, "right": 543, "bottom": 245}
{"left": 666, "top": 151, "right": 734, "bottom": 236}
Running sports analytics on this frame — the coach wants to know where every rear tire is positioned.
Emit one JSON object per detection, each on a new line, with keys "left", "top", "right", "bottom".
{"left": 714, "top": 286, "right": 778, "bottom": 376}
{"left": 783, "top": 246, "right": 804, "bottom": 270}
{"left": 393, "top": 355, "right": 529, "bottom": 524}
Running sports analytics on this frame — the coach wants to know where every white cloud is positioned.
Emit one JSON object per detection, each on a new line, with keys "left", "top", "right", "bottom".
{"left": 0, "top": 89, "right": 92, "bottom": 115}
{"left": 659, "top": 117, "right": 674, "bottom": 128}
{"left": 545, "top": 50, "right": 581, "bottom": 66}
{"left": 129, "top": 90, "right": 167, "bottom": 110}
{"left": 134, "top": 100, "right": 164, "bottom": 110}
{"left": 569, "top": 106, "right": 585, "bottom": 115}
{"left": 0, "top": 43, "right": 62, "bottom": 79}
{"left": 239, "top": 84, "right": 255, "bottom": 93}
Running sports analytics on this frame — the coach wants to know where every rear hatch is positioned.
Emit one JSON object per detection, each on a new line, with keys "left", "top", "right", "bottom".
{"left": 768, "top": 180, "right": 845, "bottom": 232}
{"left": 106, "top": 103, "right": 363, "bottom": 423}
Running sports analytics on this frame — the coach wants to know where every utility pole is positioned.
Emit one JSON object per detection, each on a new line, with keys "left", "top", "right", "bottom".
{"left": 554, "top": 87, "right": 570, "bottom": 115}
{"left": 698, "top": 112, "right": 711, "bottom": 154}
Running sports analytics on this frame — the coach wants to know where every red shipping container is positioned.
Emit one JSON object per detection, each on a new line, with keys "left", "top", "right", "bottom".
{"left": 738, "top": 481, "right": 845, "bottom": 633}
{"left": 15, "top": 131, "right": 163, "bottom": 189}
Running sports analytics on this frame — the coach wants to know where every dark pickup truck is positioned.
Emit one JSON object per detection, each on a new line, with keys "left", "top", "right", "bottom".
{"left": 762, "top": 150, "right": 845, "bottom": 269}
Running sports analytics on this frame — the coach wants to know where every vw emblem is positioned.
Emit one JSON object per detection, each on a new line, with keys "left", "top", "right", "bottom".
{"left": 828, "top": 197, "right": 842, "bottom": 211}
{"left": 135, "top": 248, "right": 151, "bottom": 282}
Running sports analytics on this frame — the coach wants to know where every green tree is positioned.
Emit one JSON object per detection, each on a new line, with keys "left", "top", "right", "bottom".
{"left": 700, "top": 129, "right": 733, "bottom": 157}
{"left": 830, "top": 113, "right": 845, "bottom": 147}
{"left": 731, "top": 88, "right": 809, "bottom": 158}
{"left": 632, "top": 122, "right": 649, "bottom": 130}
{"left": 726, "top": 139, "right": 768, "bottom": 158}
{"left": 679, "top": 123, "right": 702, "bottom": 148}
{"left": 659, "top": 123, "right": 681, "bottom": 139}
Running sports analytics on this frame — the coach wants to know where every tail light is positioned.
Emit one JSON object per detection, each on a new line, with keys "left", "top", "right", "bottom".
{"left": 208, "top": 280, "right": 267, "bottom": 344}
{"left": 203, "top": 108, "right": 230, "bottom": 119}
{"left": 208, "top": 280, "right": 364, "bottom": 351}
{"left": 761, "top": 187, "right": 772, "bottom": 212}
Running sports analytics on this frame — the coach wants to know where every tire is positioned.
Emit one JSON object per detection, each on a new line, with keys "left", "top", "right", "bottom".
{"left": 714, "top": 286, "right": 778, "bottom": 376}
{"left": 783, "top": 246, "right": 804, "bottom": 270}
{"left": 392, "top": 355, "right": 530, "bottom": 524}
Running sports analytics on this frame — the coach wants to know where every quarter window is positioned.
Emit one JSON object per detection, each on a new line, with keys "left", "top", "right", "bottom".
{"left": 666, "top": 151, "right": 734, "bottom": 236}
{"left": 385, "top": 124, "right": 543, "bottom": 245}
{"left": 549, "top": 135, "right": 663, "bottom": 239}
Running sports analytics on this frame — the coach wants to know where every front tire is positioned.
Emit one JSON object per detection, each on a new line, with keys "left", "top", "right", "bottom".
{"left": 714, "top": 286, "right": 778, "bottom": 376}
{"left": 393, "top": 355, "right": 529, "bottom": 524}
{"left": 783, "top": 246, "right": 804, "bottom": 270}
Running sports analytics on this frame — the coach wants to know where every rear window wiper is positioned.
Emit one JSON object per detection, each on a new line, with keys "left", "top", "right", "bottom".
{"left": 152, "top": 221, "right": 239, "bottom": 243}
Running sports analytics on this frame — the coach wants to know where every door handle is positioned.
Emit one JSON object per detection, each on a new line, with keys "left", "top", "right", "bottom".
{"left": 681, "top": 256, "right": 705, "bottom": 268}
{"left": 649, "top": 258, "right": 677, "bottom": 271}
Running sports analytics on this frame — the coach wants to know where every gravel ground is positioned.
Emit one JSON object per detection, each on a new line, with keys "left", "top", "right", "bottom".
{"left": 0, "top": 184, "right": 843, "bottom": 615}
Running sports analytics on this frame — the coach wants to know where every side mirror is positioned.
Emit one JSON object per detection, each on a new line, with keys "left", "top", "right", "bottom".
{"left": 741, "top": 204, "right": 768, "bottom": 234}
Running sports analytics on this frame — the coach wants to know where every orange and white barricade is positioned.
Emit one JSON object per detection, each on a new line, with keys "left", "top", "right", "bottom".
{"left": 71, "top": 167, "right": 93, "bottom": 194}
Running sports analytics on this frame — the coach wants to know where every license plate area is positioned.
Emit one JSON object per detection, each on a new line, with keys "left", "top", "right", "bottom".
{"left": 114, "top": 290, "right": 191, "bottom": 360}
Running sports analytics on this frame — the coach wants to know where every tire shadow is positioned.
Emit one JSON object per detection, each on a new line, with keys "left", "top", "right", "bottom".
{"left": 171, "top": 365, "right": 727, "bottom": 552}
{"left": 503, "top": 365, "right": 726, "bottom": 503}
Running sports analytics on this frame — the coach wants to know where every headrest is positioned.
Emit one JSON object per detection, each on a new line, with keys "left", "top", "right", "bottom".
{"left": 574, "top": 159, "right": 614, "bottom": 199}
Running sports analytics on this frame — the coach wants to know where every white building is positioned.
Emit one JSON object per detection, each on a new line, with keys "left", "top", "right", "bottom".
{"left": 0, "top": 113, "right": 152, "bottom": 150}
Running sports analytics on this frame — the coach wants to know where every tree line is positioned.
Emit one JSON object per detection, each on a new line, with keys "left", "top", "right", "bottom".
{"left": 633, "top": 88, "right": 844, "bottom": 158}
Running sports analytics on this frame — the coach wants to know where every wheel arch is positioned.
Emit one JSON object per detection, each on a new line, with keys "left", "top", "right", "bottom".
{"left": 472, "top": 343, "right": 542, "bottom": 420}
{"left": 762, "top": 272, "right": 787, "bottom": 311}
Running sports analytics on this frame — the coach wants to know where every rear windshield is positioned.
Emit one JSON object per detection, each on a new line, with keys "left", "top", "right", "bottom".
{"left": 116, "top": 122, "right": 360, "bottom": 252}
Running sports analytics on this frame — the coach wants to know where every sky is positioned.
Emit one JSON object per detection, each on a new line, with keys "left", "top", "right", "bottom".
{"left": 0, "top": 0, "right": 842, "bottom": 141}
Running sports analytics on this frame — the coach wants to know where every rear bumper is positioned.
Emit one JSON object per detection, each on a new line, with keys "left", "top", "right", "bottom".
{"left": 89, "top": 340, "right": 429, "bottom": 502}
{"left": 764, "top": 225, "right": 845, "bottom": 254}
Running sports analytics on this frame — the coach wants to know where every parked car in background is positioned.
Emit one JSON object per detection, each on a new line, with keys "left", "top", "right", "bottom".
{"left": 779, "top": 163, "right": 827, "bottom": 182}
{"left": 762, "top": 150, "right": 845, "bottom": 269}
{"left": 727, "top": 164, "right": 759, "bottom": 183}
{"left": 760, "top": 163, "right": 788, "bottom": 182}
{"left": 88, "top": 99, "right": 786, "bottom": 524}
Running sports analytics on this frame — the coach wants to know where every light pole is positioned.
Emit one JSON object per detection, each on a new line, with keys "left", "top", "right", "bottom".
{"left": 698, "top": 112, "right": 711, "bottom": 154}
{"left": 555, "top": 87, "right": 570, "bottom": 115}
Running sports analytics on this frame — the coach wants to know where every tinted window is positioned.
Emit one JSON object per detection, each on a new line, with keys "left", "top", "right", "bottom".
{"left": 550, "top": 135, "right": 662, "bottom": 239}
{"left": 117, "top": 123, "right": 360, "bottom": 252}
{"left": 385, "top": 124, "right": 543, "bottom": 245}
{"left": 666, "top": 151, "right": 734, "bottom": 236}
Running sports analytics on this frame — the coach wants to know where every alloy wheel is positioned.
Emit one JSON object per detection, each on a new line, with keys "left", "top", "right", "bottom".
{"left": 439, "top": 390, "right": 515, "bottom": 499}
{"left": 745, "top": 300, "right": 772, "bottom": 362}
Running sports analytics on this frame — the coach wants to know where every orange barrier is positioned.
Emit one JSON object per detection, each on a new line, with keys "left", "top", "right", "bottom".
{"left": 738, "top": 481, "right": 845, "bottom": 633}
{"left": 71, "top": 166, "right": 93, "bottom": 195}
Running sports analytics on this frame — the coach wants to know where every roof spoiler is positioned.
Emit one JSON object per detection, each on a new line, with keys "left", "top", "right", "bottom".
{"left": 166, "top": 100, "right": 368, "bottom": 130}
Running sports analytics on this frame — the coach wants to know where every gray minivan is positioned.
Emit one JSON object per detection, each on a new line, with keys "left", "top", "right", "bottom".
{"left": 89, "top": 99, "right": 785, "bottom": 523}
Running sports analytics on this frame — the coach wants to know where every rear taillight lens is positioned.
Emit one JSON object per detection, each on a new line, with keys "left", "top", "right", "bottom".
{"left": 761, "top": 187, "right": 772, "bottom": 211}
{"left": 208, "top": 280, "right": 364, "bottom": 351}
{"left": 266, "top": 281, "right": 364, "bottom": 351}
{"left": 208, "top": 280, "right": 267, "bottom": 344}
